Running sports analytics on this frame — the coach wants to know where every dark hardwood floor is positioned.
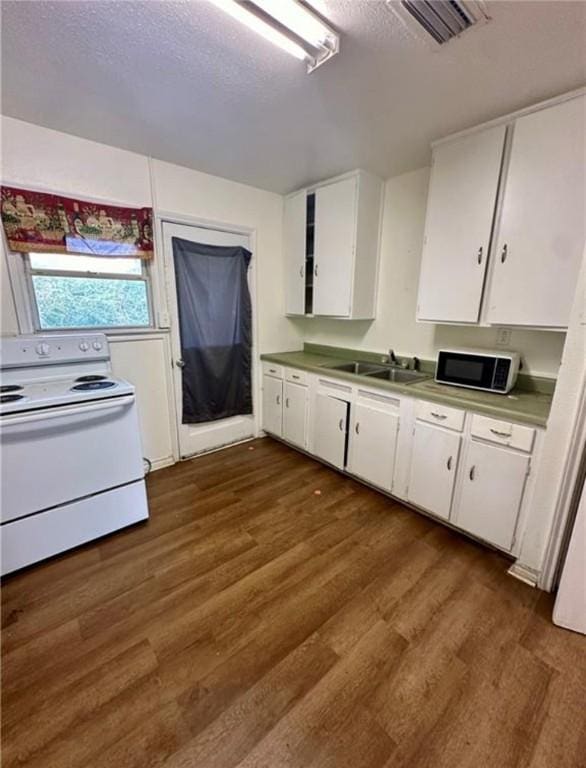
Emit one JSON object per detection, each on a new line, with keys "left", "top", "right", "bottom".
{"left": 2, "top": 437, "right": 585, "bottom": 768}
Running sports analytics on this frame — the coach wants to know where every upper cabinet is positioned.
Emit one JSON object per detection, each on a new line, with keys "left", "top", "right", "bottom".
{"left": 486, "top": 97, "right": 585, "bottom": 328}
{"left": 284, "top": 170, "right": 383, "bottom": 319}
{"left": 417, "top": 124, "right": 506, "bottom": 323}
{"left": 417, "top": 93, "right": 585, "bottom": 329}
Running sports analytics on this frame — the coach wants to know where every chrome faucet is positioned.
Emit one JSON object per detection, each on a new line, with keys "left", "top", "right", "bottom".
{"left": 388, "top": 348, "right": 398, "bottom": 366}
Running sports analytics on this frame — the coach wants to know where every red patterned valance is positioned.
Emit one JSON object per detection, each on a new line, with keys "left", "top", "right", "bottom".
{"left": 1, "top": 186, "right": 153, "bottom": 259}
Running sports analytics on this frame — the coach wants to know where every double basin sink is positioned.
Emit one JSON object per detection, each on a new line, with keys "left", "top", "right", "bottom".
{"left": 321, "top": 360, "right": 429, "bottom": 385}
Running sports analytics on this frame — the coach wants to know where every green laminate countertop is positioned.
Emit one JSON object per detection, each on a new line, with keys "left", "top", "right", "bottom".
{"left": 260, "top": 348, "right": 554, "bottom": 428}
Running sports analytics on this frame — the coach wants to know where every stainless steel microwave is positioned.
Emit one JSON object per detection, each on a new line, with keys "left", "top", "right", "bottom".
{"left": 435, "top": 348, "right": 520, "bottom": 394}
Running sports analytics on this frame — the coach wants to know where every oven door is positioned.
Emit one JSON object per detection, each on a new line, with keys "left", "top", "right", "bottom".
{"left": 436, "top": 351, "right": 497, "bottom": 390}
{"left": 1, "top": 395, "right": 144, "bottom": 524}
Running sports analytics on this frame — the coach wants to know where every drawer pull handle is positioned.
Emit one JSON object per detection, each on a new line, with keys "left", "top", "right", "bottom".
{"left": 276, "top": 395, "right": 280, "bottom": 405}
{"left": 339, "top": 418, "right": 345, "bottom": 432}
{"left": 447, "top": 456, "right": 452, "bottom": 471}
{"left": 469, "top": 465, "right": 476, "bottom": 481}
{"left": 430, "top": 412, "right": 447, "bottom": 420}
{"left": 477, "top": 246, "right": 483, "bottom": 265}
{"left": 269, "top": 368, "right": 277, "bottom": 374}
{"left": 355, "top": 422, "right": 360, "bottom": 435}
{"left": 490, "top": 428, "right": 511, "bottom": 438}
{"left": 292, "top": 374, "right": 300, "bottom": 380}
{"left": 285, "top": 398, "right": 290, "bottom": 408}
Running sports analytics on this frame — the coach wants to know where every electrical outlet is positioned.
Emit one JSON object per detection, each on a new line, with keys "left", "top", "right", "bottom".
{"left": 495, "top": 328, "right": 512, "bottom": 347}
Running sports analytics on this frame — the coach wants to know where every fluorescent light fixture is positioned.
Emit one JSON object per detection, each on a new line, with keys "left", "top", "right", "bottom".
{"left": 208, "top": 0, "right": 339, "bottom": 72}
{"left": 209, "top": 0, "right": 307, "bottom": 59}
{"left": 250, "top": 0, "right": 334, "bottom": 48}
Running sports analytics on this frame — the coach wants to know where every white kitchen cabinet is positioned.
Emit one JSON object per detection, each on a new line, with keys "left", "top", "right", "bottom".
{"left": 284, "top": 191, "right": 307, "bottom": 316}
{"left": 283, "top": 380, "right": 308, "bottom": 449}
{"left": 347, "top": 400, "right": 399, "bottom": 493}
{"left": 417, "top": 124, "right": 506, "bottom": 323}
{"left": 453, "top": 441, "right": 530, "bottom": 550}
{"left": 313, "top": 177, "right": 356, "bottom": 317}
{"left": 284, "top": 170, "right": 383, "bottom": 319}
{"left": 313, "top": 393, "right": 348, "bottom": 469}
{"left": 486, "top": 96, "right": 585, "bottom": 328}
{"left": 407, "top": 422, "right": 461, "bottom": 520}
{"left": 262, "top": 374, "right": 283, "bottom": 437}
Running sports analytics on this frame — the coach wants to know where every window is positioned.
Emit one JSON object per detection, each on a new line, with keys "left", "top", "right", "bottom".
{"left": 26, "top": 253, "right": 152, "bottom": 330}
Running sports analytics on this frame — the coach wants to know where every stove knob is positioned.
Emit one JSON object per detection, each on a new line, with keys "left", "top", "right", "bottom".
{"left": 92, "top": 341, "right": 103, "bottom": 351}
{"left": 36, "top": 342, "right": 50, "bottom": 356}
{"left": 79, "top": 341, "right": 89, "bottom": 352}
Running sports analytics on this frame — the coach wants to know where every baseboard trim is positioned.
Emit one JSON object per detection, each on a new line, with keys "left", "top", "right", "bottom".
{"left": 507, "top": 562, "right": 540, "bottom": 588}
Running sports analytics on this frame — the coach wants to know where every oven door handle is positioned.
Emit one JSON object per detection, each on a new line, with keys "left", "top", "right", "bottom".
{"left": 1, "top": 395, "right": 136, "bottom": 427}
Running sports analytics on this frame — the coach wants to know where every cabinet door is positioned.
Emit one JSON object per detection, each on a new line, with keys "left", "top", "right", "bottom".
{"left": 313, "top": 393, "right": 348, "bottom": 469}
{"left": 284, "top": 191, "right": 307, "bottom": 315}
{"left": 417, "top": 124, "right": 506, "bottom": 323}
{"left": 454, "top": 441, "right": 529, "bottom": 550}
{"left": 408, "top": 422, "right": 461, "bottom": 520}
{"left": 486, "top": 97, "right": 585, "bottom": 328}
{"left": 283, "top": 381, "right": 308, "bottom": 449}
{"left": 347, "top": 403, "right": 399, "bottom": 493}
{"left": 313, "top": 177, "right": 356, "bottom": 317}
{"left": 262, "top": 375, "right": 282, "bottom": 437}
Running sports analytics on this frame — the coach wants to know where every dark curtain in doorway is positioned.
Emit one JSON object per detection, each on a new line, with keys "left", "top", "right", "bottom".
{"left": 172, "top": 237, "right": 252, "bottom": 424}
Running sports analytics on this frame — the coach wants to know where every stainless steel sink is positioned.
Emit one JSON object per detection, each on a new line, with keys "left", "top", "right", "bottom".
{"left": 323, "top": 361, "right": 388, "bottom": 375}
{"left": 365, "top": 368, "right": 429, "bottom": 384}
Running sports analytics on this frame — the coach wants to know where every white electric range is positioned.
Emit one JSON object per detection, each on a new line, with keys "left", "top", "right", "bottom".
{"left": 0, "top": 333, "right": 149, "bottom": 575}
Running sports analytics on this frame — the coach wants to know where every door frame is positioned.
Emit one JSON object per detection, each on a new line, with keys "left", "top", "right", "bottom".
{"left": 155, "top": 211, "right": 259, "bottom": 461}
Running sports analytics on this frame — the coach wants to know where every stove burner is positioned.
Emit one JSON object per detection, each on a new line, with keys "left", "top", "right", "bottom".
{"left": 71, "top": 381, "right": 116, "bottom": 392}
{"left": 0, "top": 385, "right": 23, "bottom": 393}
{"left": 1, "top": 394, "right": 25, "bottom": 403}
{"left": 75, "top": 375, "right": 107, "bottom": 383}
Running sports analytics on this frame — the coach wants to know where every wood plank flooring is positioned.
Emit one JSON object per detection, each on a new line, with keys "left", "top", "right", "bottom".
{"left": 2, "top": 437, "right": 585, "bottom": 768}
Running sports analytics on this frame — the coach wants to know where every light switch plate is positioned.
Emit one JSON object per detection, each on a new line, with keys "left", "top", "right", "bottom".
{"left": 496, "top": 328, "right": 512, "bottom": 347}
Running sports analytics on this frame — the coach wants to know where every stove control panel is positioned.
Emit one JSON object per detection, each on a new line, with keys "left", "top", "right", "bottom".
{"left": 0, "top": 334, "right": 110, "bottom": 368}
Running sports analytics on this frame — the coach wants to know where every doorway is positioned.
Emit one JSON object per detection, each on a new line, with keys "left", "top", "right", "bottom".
{"left": 162, "top": 221, "right": 255, "bottom": 458}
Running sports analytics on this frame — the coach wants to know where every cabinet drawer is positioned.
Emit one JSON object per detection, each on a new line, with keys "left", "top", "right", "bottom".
{"left": 262, "top": 361, "right": 284, "bottom": 379}
{"left": 416, "top": 400, "right": 465, "bottom": 432}
{"left": 285, "top": 368, "right": 308, "bottom": 386}
{"left": 470, "top": 414, "right": 535, "bottom": 453}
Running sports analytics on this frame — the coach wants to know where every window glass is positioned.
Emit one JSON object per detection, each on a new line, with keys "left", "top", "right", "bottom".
{"left": 29, "top": 252, "right": 143, "bottom": 276}
{"left": 31, "top": 275, "right": 150, "bottom": 329}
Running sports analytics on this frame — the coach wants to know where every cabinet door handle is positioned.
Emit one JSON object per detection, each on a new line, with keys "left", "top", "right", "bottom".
{"left": 355, "top": 422, "right": 360, "bottom": 435}
{"left": 338, "top": 418, "right": 345, "bottom": 432}
{"left": 477, "top": 246, "right": 483, "bottom": 265}
{"left": 500, "top": 244, "right": 508, "bottom": 263}
{"left": 276, "top": 394, "right": 280, "bottom": 405}
{"left": 299, "top": 265, "right": 304, "bottom": 278}
{"left": 447, "top": 456, "right": 452, "bottom": 471}
{"left": 430, "top": 412, "right": 447, "bottom": 420}
{"left": 285, "top": 398, "right": 289, "bottom": 408}
{"left": 314, "top": 264, "right": 318, "bottom": 277}
{"left": 490, "top": 428, "right": 511, "bottom": 438}
{"left": 469, "top": 465, "right": 476, "bottom": 481}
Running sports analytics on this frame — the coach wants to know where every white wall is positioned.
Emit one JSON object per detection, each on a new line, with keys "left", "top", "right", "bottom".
{"left": 0, "top": 116, "right": 301, "bottom": 467}
{"left": 292, "top": 168, "right": 566, "bottom": 378}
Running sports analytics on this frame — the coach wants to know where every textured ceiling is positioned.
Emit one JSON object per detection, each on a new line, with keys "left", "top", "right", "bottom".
{"left": 1, "top": 0, "right": 585, "bottom": 193}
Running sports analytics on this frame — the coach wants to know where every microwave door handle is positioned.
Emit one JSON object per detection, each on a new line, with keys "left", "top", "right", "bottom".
{"left": 1, "top": 395, "right": 136, "bottom": 428}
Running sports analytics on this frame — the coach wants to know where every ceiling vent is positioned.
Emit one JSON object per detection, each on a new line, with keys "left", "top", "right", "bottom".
{"left": 386, "top": 0, "right": 489, "bottom": 47}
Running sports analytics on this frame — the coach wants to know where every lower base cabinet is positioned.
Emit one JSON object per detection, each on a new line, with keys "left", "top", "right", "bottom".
{"left": 313, "top": 393, "right": 348, "bottom": 470}
{"left": 283, "top": 380, "right": 308, "bottom": 448}
{"left": 347, "top": 401, "right": 399, "bottom": 493}
{"left": 407, "top": 422, "right": 461, "bottom": 521}
{"left": 262, "top": 374, "right": 282, "bottom": 437}
{"left": 453, "top": 441, "right": 529, "bottom": 550}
